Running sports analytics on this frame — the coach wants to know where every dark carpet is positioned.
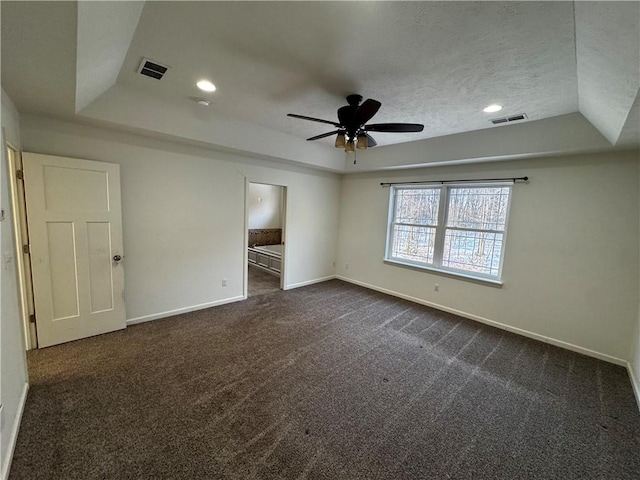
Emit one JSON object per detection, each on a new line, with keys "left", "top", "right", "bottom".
{"left": 248, "top": 265, "right": 280, "bottom": 297}
{"left": 9, "top": 280, "right": 640, "bottom": 479}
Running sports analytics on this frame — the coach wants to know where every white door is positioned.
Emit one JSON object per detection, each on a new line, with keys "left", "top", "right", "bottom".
{"left": 23, "top": 153, "right": 126, "bottom": 347}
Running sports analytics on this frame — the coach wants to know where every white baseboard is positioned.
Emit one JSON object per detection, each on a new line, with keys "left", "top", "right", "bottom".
{"left": 1, "top": 382, "right": 29, "bottom": 480}
{"left": 628, "top": 362, "right": 640, "bottom": 411}
{"left": 284, "top": 275, "right": 336, "bottom": 290}
{"left": 126, "top": 296, "right": 245, "bottom": 326}
{"left": 336, "top": 275, "right": 627, "bottom": 367}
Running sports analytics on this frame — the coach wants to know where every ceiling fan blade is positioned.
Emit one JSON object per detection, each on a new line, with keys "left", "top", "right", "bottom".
{"left": 354, "top": 99, "right": 382, "bottom": 126}
{"left": 366, "top": 133, "right": 377, "bottom": 147}
{"left": 287, "top": 113, "right": 340, "bottom": 127}
{"left": 365, "top": 123, "right": 424, "bottom": 133}
{"left": 306, "top": 130, "right": 339, "bottom": 141}
{"left": 337, "top": 105, "right": 357, "bottom": 127}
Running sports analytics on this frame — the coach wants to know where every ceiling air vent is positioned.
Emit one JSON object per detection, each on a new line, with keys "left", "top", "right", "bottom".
{"left": 491, "top": 113, "right": 528, "bottom": 125}
{"left": 137, "top": 58, "right": 169, "bottom": 80}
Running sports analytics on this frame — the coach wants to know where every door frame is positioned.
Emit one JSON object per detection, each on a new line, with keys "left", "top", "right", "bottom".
{"left": 5, "top": 140, "right": 36, "bottom": 350}
{"left": 244, "top": 179, "right": 288, "bottom": 298}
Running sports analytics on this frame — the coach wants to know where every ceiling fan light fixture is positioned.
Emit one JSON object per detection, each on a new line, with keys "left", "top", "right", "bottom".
{"left": 483, "top": 104, "right": 503, "bottom": 113}
{"left": 345, "top": 140, "right": 355, "bottom": 153}
{"left": 335, "top": 132, "right": 346, "bottom": 148}
{"left": 356, "top": 134, "right": 367, "bottom": 150}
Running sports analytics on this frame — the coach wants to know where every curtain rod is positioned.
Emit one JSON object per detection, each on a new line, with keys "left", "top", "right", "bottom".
{"left": 380, "top": 176, "right": 529, "bottom": 187}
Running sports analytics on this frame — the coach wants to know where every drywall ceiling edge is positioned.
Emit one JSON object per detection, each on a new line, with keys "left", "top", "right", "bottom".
{"left": 615, "top": 90, "right": 640, "bottom": 149}
{"left": 343, "top": 113, "right": 612, "bottom": 173}
{"left": 575, "top": 1, "right": 640, "bottom": 144}
{"left": 75, "top": 1, "right": 145, "bottom": 112}
{"left": 78, "top": 84, "right": 347, "bottom": 173}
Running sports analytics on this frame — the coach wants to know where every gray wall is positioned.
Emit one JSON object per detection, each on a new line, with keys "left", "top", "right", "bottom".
{"left": 336, "top": 150, "right": 640, "bottom": 363}
{"left": 632, "top": 157, "right": 640, "bottom": 403}
{"left": 248, "top": 183, "right": 283, "bottom": 230}
{"left": 1, "top": 89, "right": 29, "bottom": 479}
{"left": 20, "top": 115, "right": 341, "bottom": 323}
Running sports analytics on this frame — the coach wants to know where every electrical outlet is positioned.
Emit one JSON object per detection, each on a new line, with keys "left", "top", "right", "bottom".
{"left": 434, "top": 284, "right": 439, "bottom": 292}
{"left": 222, "top": 278, "right": 228, "bottom": 287}
{"left": 345, "top": 263, "right": 349, "bottom": 270}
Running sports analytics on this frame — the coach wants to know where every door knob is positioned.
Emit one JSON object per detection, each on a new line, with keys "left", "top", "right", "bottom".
{"left": 113, "top": 255, "right": 122, "bottom": 262}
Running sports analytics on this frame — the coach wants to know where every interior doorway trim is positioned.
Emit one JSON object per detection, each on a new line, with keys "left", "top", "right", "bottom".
{"left": 244, "top": 179, "right": 288, "bottom": 298}
{"left": 4, "top": 140, "right": 36, "bottom": 350}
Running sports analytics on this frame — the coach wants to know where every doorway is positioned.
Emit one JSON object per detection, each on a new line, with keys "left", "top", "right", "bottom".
{"left": 246, "top": 182, "right": 286, "bottom": 297}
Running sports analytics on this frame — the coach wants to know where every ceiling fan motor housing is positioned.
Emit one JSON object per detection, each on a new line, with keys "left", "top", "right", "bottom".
{"left": 346, "top": 94, "right": 363, "bottom": 106}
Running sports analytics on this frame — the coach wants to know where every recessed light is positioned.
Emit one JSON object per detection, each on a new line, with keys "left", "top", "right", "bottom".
{"left": 196, "top": 80, "right": 216, "bottom": 92}
{"left": 483, "top": 104, "right": 503, "bottom": 113}
{"left": 195, "top": 98, "right": 211, "bottom": 107}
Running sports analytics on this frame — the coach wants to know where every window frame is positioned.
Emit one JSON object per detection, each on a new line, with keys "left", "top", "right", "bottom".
{"left": 385, "top": 182, "right": 513, "bottom": 285}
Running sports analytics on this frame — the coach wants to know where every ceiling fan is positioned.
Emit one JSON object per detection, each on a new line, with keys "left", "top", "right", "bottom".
{"left": 287, "top": 94, "right": 424, "bottom": 153}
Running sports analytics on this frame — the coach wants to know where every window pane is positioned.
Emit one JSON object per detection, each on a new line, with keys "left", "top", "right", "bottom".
{"left": 394, "top": 188, "right": 440, "bottom": 226}
{"left": 390, "top": 225, "right": 436, "bottom": 264}
{"left": 442, "top": 230, "right": 503, "bottom": 276}
{"left": 447, "top": 187, "right": 510, "bottom": 231}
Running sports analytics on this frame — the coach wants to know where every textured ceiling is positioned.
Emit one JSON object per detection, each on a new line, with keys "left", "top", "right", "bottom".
{"left": 118, "top": 1, "right": 579, "bottom": 146}
{"left": 1, "top": 1, "right": 638, "bottom": 172}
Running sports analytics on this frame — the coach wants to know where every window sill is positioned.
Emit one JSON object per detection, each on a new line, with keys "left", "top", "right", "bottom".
{"left": 383, "top": 259, "right": 504, "bottom": 288}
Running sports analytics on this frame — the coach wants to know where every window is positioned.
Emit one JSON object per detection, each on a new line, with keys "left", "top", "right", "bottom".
{"left": 385, "top": 184, "right": 512, "bottom": 282}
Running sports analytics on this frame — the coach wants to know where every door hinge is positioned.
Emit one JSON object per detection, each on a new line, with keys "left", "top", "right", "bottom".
{"left": 16, "top": 169, "right": 24, "bottom": 180}
{"left": 23, "top": 244, "right": 30, "bottom": 254}
{"left": 29, "top": 314, "right": 36, "bottom": 324}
